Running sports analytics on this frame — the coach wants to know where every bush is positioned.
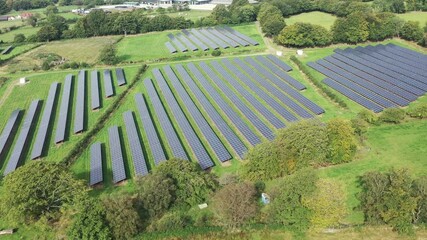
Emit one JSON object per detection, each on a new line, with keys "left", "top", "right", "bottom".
{"left": 211, "top": 49, "right": 221, "bottom": 56}
{"left": 326, "top": 118, "right": 357, "bottom": 164}
{"left": 277, "top": 22, "right": 332, "bottom": 47}
{"left": 99, "top": 44, "right": 118, "bottom": 65}
{"left": 400, "top": 21, "right": 424, "bottom": 42}
{"left": 407, "top": 103, "right": 427, "bottom": 119}
{"left": 357, "top": 109, "right": 378, "bottom": 124}
{"left": 150, "top": 211, "right": 190, "bottom": 232}
{"left": 14, "top": 33, "right": 26, "bottom": 43}
{"left": 379, "top": 108, "right": 405, "bottom": 123}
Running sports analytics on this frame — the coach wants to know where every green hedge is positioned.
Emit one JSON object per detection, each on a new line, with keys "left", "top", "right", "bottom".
{"left": 63, "top": 64, "right": 148, "bottom": 167}
{"left": 290, "top": 56, "right": 347, "bottom": 108}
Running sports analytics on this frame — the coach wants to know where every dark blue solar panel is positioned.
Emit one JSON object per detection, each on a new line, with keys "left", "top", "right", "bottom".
{"left": 115, "top": 68, "right": 126, "bottom": 86}
{"left": 90, "top": 142, "right": 103, "bottom": 186}
{"left": 198, "top": 62, "right": 274, "bottom": 140}
{"left": 91, "top": 70, "right": 100, "bottom": 110}
{"left": 144, "top": 80, "right": 188, "bottom": 162}
{"left": 182, "top": 29, "right": 209, "bottom": 51}
{"left": 386, "top": 43, "right": 427, "bottom": 63}
{"left": 187, "top": 63, "right": 260, "bottom": 146}
{"left": 168, "top": 34, "right": 188, "bottom": 52}
{"left": 176, "top": 33, "right": 198, "bottom": 51}
{"left": 55, "top": 74, "right": 72, "bottom": 144}
{"left": 74, "top": 70, "right": 85, "bottom": 134}
{"left": 380, "top": 44, "right": 427, "bottom": 72}
{"left": 0, "top": 109, "right": 20, "bottom": 160}
{"left": 222, "top": 26, "right": 259, "bottom": 46}
{"left": 266, "top": 55, "right": 292, "bottom": 72}
{"left": 190, "top": 29, "right": 219, "bottom": 50}
{"left": 104, "top": 69, "right": 114, "bottom": 97}
{"left": 165, "top": 42, "right": 177, "bottom": 54}
{"left": 371, "top": 45, "right": 426, "bottom": 74}
{"left": 199, "top": 28, "right": 229, "bottom": 49}
{"left": 208, "top": 27, "right": 239, "bottom": 48}
{"left": 108, "top": 126, "right": 126, "bottom": 183}
{"left": 31, "top": 82, "right": 58, "bottom": 159}
{"left": 152, "top": 69, "right": 214, "bottom": 169}
{"left": 123, "top": 111, "right": 149, "bottom": 177}
{"left": 215, "top": 27, "right": 250, "bottom": 46}
{"left": 135, "top": 93, "right": 167, "bottom": 164}
{"left": 4, "top": 99, "right": 40, "bottom": 175}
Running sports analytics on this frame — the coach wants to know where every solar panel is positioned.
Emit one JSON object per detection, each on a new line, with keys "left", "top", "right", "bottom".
{"left": 89, "top": 142, "right": 103, "bottom": 186}
{"left": 134, "top": 93, "right": 167, "bottom": 164}
{"left": 152, "top": 69, "right": 214, "bottom": 169}
{"left": 55, "top": 74, "right": 73, "bottom": 144}
{"left": 207, "top": 27, "right": 239, "bottom": 48}
{"left": 255, "top": 55, "right": 305, "bottom": 90}
{"left": 244, "top": 57, "right": 325, "bottom": 115}
{"left": 380, "top": 44, "right": 427, "bottom": 72}
{"left": 187, "top": 63, "right": 261, "bottom": 146}
{"left": 386, "top": 43, "right": 427, "bottom": 62}
{"left": 233, "top": 58, "right": 313, "bottom": 119}
{"left": 91, "top": 70, "right": 100, "bottom": 110}
{"left": 168, "top": 33, "right": 188, "bottom": 52}
{"left": 182, "top": 29, "right": 209, "bottom": 51}
{"left": 221, "top": 59, "right": 298, "bottom": 122}
{"left": 371, "top": 45, "right": 425, "bottom": 74}
{"left": 103, "top": 69, "right": 114, "bottom": 98}
{"left": 123, "top": 111, "right": 149, "bottom": 176}
{"left": 176, "top": 33, "right": 198, "bottom": 51}
{"left": 165, "top": 41, "right": 178, "bottom": 54}
{"left": 74, "top": 70, "right": 85, "bottom": 134}
{"left": 215, "top": 26, "right": 250, "bottom": 47}
{"left": 144, "top": 80, "right": 188, "bottom": 161}
{"left": 4, "top": 99, "right": 40, "bottom": 175}
{"left": 163, "top": 65, "right": 231, "bottom": 162}
{"left": 190, "top": 29, "right": 219, "bottom": 50}
{"left": 108, "top": 126, "right": 126, "bottom": 183}
{"left": 115, "top": 68, "right": 126, "bottom": 86}
{"left": 1, "top": 45, "right": 13, "bottom": 55}
{"left": 198, "top": 62, "right": 274, "bottom": 140}
{"left": 31, "top": 82, "right": 58, "bottom": 159}
{"left": 266, "top": 54, "right": 292, "bottom": 72}
{"left": 0, "top": 109, "right": 20, "bottom": 160}
{"left": 222, "top": 26, "right": 259, "bottom": 46}
{"left": 175, "top": 64, "right": 248, "bottom": 158}
{"left": 199, "top": 28, "right": 229, "bottom": 49}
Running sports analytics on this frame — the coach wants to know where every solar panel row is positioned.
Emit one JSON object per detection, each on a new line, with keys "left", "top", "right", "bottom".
{"left": 115, "top": 68, "right": 126, "bottom": 86}
{"left": 233, "top": 58, "right": 313, "bottom": 119}
{"left": 31, "top": 82, "right": 58, "bottom": 159}
{"left": 181, "top": 29, "right": 209, "bottom": 51}
{"left": 123, "top": 111, "right": 149, "bottom": 177}
{"left": 108, "top": 126, "right": 126, "bottom": 183}
{"left": 0, "top": 109, "right": 20, "bottom": 160}
{"left": 55, "top": 74, "right": 72, "bottom": 144}
{"left": 199, "top": 62, "right": 274, "bottom": 140}
{"left": 74, "top": 70, "right": 85, "bottom": 134}
{"left": 134, "top": 93, "right": 168, "bottom": 164}
{"left": 223, "top": 26, "right": 259, "bottom": 46}
{"left": 90, "top": 142, "right": 103, "bottom": 186}
{"left": 190, "top": 29, "right": 219, "bottom": 50}
{"left": 4, "top": 99, "right": 40, "bottom": 175}
{"left": 175, "top": 64, "right": 248, "bottom": 158}
{"left": 91, "top": 70, "right": 100, "bottom": 110}
{"left": 176, "top": 33, "right": 198, "bottom": 51}
{"left": 209, "top": 27, "right": 239, "bottom": 48}
{"left": 153, "top": 69, "right": 214, "bottom": 169}
{"left": 386, "top": 43, "right": 427, "bottom": 63}
{"left": 199, "top": 28, "right": 229, "bottom": 49}
{"left": 215, "top": 26, "right": 250, "bottom": 46}
{"left": 380, "top": 45, "right": 427, "bottom": 72}
{"left": 255, "top": 56, "right": 305, "bottom": 90}
{"left": 244, "top": 57, "right": 325, "bottom": 115}
{"left": 165, "top": 42, "right": 178, "bottom": 54}
{"left": 168, "top": 33, "right": 188, "bottom": 52}
{"left": 104, "top": 69, "right": 114, "bottom": 97}
{"left": 144, "top": 80, "right": 188, "bottom": 162}
{"left": 222, "top": 59, "right": 298, "bottom": 122}
{"left": 266, "top": 55, "right": 292, "bottom": 72}
{"left": 187, "top": 63, "right": 261, "bottom": 146}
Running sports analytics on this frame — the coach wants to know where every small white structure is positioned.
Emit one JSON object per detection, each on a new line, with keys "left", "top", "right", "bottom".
{"left": 297, "top": 49, "right": 304, "bottom": 56}
{"left": 261, "top": 193, "right": 270, "bottom": 205}
{"left": 198, "top": 203, "right": 208, "bottom": 209}
{"left": 19, "top": 77, "right": 28, "bottom": 85}
{"left": 276, "top": 51, "right": 283, "bottom": 56}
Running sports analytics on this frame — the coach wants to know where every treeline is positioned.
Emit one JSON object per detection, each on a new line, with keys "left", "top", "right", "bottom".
{"left": 259, "top": 2, "right": 427, "bottom": 48}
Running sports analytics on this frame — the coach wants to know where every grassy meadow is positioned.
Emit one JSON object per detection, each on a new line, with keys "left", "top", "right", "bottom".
{"left": 285, "top": 11, "right": 337, "bottom": 29}
{"left": 398, "top": 11, "right": 427, "bottom": 26}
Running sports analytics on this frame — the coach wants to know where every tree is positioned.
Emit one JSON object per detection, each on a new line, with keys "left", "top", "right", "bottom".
{"left": 14, "top": 33, "right": 26, "bottom": 43}
{"left": 367, "top": 13, "right": 403, "bottom": 41}
{"left": 302, "top": 179, "right": 347, "bottom": 229}
{"left": 26, "top": 15, "right": 38, "bottom": 27}
{"left": 332, "top": 12, "right": 369, "bottom": 43}
{"left": 99, "top": 44, "right": 118, "bottom": 65}
{"left": 229, "top": 0, "right": 248, "bottom": 12}
{"left": 232, "top": 5, "right": 256, "bottom": 23}
{"left": 326, "top": 118, "right": 357, "bottom": 164}
{"left": 266, "top": 168, "right": 318, "bottom": 232}
{"left": 45, "top": 5, "right": 58, "bottom": 16}
{"left": 136, "top": 173, "right": 176, "bottom": 219}
{"left": 390, "top": 0, "right": 406, "bottom": 13}
{"left": 154, "top": 159, "right": 219, "bottom": 207}
{"left": 211, "top": 4, "right": 231, "bottom": 24}
{"left": 400, "top": 21, "right": 424, "bottom": 42}
{"left": 67, "top": 199, "right": 112, "bottom": 240}
{"left": 102, "top": 196, "right": 141, "bottom": 240}
{"left": 113, "top": 13, "right": 138, "bottom": 36}
{"left": 260, "top": 13, "right": 285, "bottom": 37}
{"left": 0, "top": 162, "right": 87, "bottom": 225}
{"left": 149, "top": 14, "right": 174, "bottom": 31}
{"left": 258, "top": 3, "right": 282, "bottom": 26}
{"left": 277, "top": 22, "right": 332, "bottom": 47}
{"left": 212, "top": 182, "right": 259, "bottom": 228}
{"left": 37, "top": 24, "right": 59, "bottom": 42}
{"left": 0, "top": 0, "right": 10, "bottom": 15}
{"left": 412, "top": 176, "right": 427, "bottom": 224}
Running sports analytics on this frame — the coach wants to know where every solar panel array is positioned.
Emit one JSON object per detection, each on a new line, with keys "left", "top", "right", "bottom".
{"left": 4, "top": 99, "right": 40, "bottom": 175}
{"left": 134, "top": 93, "right": 167, "bottom": 165}
{"left": 166, "top": 27, "right": 259, "bottom": 52}
{"left": 108, "top": 126, "right": 126, "bottom": 183}
{"left": 31, "top": 82, "right": 58, "bottom": 159}
{"left": 55, "top": 74, "right": 72, "bottom": 144}
{"left": 0, "top": 109, "right": 20, "bottom": 159}
{"left": 104, "top": 69, "right": 114, "bottom": 97}
{"left": 74, "top": 70, "right": 85, "bottom": 134}
{"left": 163, "top": 65, "right": 231, "bottom": 162}
{"left": 266, "top": 54, "right": 292, "bottom": 72}
{"left": 308, "top": 44, "right": 427, "bottom": 112}
{"left": 1, "top": 45, "right": 13, "bottom": 55}
{"left": 90, "top": 142, "right": 103, "bottom": 186}
{"left": 115, "top": 68, "right": 126, "bottom": 86}
{"left": 91, "top": 70, "right": 100, "bottom": 110}
{"left": 153, "top": 68, "right": 214, "bottom": 169}
{"left": 123, "top": 111, "right": 149, "bottom": 177}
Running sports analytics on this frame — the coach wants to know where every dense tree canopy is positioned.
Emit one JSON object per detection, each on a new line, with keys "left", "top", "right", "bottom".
{"left": 332, "top": 12, "right": 369, "bottom": 43}
{"left": 277, "top": 22, "right": 332, "bottom": 47}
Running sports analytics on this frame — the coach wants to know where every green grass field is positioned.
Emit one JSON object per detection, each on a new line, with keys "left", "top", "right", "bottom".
{"left": 116, "top": 23, "right": 267, "bottom": 63}
{"left": 0, "top": 43, "right": 40, "bottom": 63}
{"left": 0, "top": 25, "right": 40, "bottom": 43}
{"left": 148, "top": 10, "right": 212, "bottom": 21}
{"left": 285, "top": 11, "right": 337, "bottom": 29}
{"left": 398, "top": 11, "right": 427, "bottom": 26}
